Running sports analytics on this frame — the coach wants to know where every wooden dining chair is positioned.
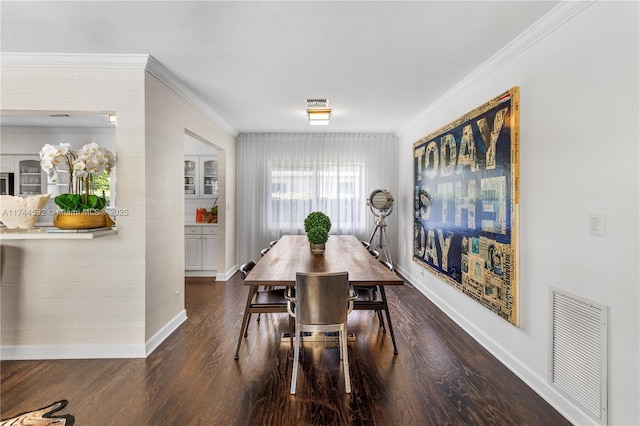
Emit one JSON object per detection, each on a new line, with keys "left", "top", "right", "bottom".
{"left": 353, "top": 259, "right": 399, "bottom": 354}
{"left": 234, "top": 260, "right": 293, "bottom": 360}
{"left": 285, "top": 271, "right": 357, "bottom": 394}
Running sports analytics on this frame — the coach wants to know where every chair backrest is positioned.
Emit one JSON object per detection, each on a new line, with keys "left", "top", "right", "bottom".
{"left": 260, "top": 247, "right": 270, "bottom": 257}
{"left": 369, "top": 249, "right": 380, "bottom": 259}
{"left": 239, "top": 261, "right": 256, "bottom": 279}
{"left": 295, "top": 272, "right": 349, "bottom": 325}
{"left": 379, "top": 259, "right": 393, "bottom": 271}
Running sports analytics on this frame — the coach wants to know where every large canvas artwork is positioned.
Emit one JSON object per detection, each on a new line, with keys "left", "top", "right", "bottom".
{"left": 413, "top": 87, "right": 520, "bottom": 325}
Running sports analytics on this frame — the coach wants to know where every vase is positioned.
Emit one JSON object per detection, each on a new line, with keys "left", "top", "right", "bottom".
{"left": 53, "top": 211, "right": 110, "bottom": 229}
{"left": 310, "top": 243, "right": 325, "bottom": 255}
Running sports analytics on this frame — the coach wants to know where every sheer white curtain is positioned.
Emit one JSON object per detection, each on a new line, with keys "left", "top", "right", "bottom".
{"left": 237, "top": 133, "right": 397, "bottom": 263}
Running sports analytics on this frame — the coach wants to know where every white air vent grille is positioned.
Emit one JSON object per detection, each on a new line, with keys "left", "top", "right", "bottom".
{"left": 306, "top": 99, "right": 329, "bottom": 108}
{"left": 549, "top": 287, "right": 608, "bottom": 425}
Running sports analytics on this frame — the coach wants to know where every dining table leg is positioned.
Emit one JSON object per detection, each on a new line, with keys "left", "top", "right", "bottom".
{"left": 379, "top": 286, "right": 398, "bottom": 354}
{"left": 234, "top": 285, "right": 258, "bottom": 360}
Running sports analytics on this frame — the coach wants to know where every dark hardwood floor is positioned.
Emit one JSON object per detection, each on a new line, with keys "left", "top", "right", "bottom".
{"left": 1, "top": 273, "right": 570, "bottom": 425}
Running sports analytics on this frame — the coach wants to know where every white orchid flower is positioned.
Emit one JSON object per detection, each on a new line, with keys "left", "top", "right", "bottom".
{"left": 78, "top": 143, "right": 99, "bottom": 161}
{"left": 73, "top": 169, "right": 88, "bottom": 179}
{"left": 40, "top": 142, "right": 115, "bottom": 201}
{"left": 72, "top": 159, "right": 86, "bottom": 171}
{"left": 85, "top": 159, "right": 101, "bottom": 174}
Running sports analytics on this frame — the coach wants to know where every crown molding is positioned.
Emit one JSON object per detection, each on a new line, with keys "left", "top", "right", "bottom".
{"left": 397, "top": 0, "right": 596, "bottom": 137}
{"left": 0, "top": 52, "right": 238, "bottom": 137}
{"left": 0, "top": 52, "right": 150, "bottom": 69}
{"left": 145, "top": 56, "right": 238, "bottom": 136}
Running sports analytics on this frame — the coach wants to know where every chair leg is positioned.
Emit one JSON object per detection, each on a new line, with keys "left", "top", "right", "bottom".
{"left": 342, "top": 323, "right": 351, "bottom": 393}
{"left": 288, "top": 316, "right": 294, "bottom": 358}
{"left": 379, "top": 286, "right": 398, "bottom": 354}
{"left": 234, "top": 286, "right": 258, "bottom": 360}
{"left": 290, "top": 322, "right": 301, "bottom": 394}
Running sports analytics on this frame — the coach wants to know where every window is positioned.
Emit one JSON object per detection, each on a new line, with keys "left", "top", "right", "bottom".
{"left": 269, "top": 162, "right": 365, "bottom": 234}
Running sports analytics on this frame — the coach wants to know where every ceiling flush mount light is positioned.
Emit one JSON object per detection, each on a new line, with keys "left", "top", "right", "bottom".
{"left": 108, "top": 114, "right": 117, "bottom": 124}
{"left": 306, "top": 99, "right": 331, "bottom": 126}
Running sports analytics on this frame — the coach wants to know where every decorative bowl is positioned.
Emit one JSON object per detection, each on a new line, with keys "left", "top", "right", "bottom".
{"left": 0, "top": 194, "right": 51, "bottom": 229}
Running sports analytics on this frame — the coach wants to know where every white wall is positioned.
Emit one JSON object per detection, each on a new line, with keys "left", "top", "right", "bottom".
{"left": 143, "top": 72, "right": 236, "bottom": 341}
{"left": 1, "top": 63, "right": 148, "bottom": 358}
{"left": 0, "top": 55, "right": 237, "bottom": 359}
{"left": 143, "top": 72, "right": 237, "bottom": 283}
{"left": 395, "top": 2, "right": 639, "bottom": 425}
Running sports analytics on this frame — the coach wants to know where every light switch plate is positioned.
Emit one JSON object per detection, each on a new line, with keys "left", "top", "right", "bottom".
{"left": 589, "top": 213, "right": 605, "bottom": 236}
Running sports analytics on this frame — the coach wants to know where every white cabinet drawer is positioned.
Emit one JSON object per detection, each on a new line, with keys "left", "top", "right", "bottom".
{"left": 202, "top": 226, "right": 217, "bottom": 235}
{"left": 185, "top": 226, "right": 201, "bottom": 235}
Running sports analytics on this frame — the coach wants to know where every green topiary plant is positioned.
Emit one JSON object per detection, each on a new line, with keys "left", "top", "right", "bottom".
{"left": 307, "top": 226, "right": 329, "bottom": 245}
{"left": 304, "top": 211, "right": 331, "bottom": 233}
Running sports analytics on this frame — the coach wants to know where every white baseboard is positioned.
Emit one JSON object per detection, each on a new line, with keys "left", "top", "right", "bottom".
{"left": 185, "top": 270, "right": 217, "bottom": 277}
{"left": 185, "top": 265, "right": 237, "bottom": 281}
{"left": 394, "top": 264, "right": 593, "bottom": 426}
{"left": 216, "top": 265, "right": 238, "bottom": 282}
{"left": 1, "top": 310, "right": 188, "bottom": 360}
{"left": 145, "top": 309, "right": 187, "bottom": 357}
{"left": 0, "top": 343, "right": 146, "bottom": 360}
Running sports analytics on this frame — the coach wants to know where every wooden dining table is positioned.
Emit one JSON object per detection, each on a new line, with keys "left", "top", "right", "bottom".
{"left": 244, "top": 234, "right": 403, "bottom": 287}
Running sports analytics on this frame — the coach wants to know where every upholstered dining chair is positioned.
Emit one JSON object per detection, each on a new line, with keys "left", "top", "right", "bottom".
{"left": 234, "top": 260, "right": 293, "bottom": 360}
{"left": 285, "top": 271, "right": 358, "bottom": 394}
{"left": 352, "top": 259, "right": 399, "bottom": 354}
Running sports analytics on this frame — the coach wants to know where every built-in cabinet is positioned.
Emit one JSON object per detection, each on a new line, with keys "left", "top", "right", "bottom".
{"left": 184, "top": 157, "right": 197, "bottom": 197}
{"left": 184, "top": 156, "right": 218, "bottom": 199}
{"left": 201, "top": 158, "right": 218, "bottom": 198}
{"left": 0, "top": 155, "right": 47, "bottom": 196}
{"left": 16, "top": 156, "right": 45, "bottom": 195}
{"left": 185, "top": 225, "right": 217, "bottom": 276}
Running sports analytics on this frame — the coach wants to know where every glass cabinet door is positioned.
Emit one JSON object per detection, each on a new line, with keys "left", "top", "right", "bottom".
{"left": 184, "top": 158, "right": 198, "bottom": 198}
{"left": 200, "top": 158, "right": 218, "bottom": 198}
{"left": 16, "top": 157, "right": 44, "bottom": 196}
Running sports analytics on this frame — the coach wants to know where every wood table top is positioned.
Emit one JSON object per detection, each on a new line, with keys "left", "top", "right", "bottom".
{"left": 244, "top": 235, "right": 403, "bottom": 287}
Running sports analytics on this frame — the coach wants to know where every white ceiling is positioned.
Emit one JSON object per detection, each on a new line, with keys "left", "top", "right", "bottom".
{"left": 1, "top": 1, "right": 559, "bottom": 134}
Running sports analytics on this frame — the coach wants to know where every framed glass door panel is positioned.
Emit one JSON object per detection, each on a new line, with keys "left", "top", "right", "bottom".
{"left": 16, "top": 157, "right": 45, "bottom": 196}
{"left": 184, "top": 157, "right": 198, "bottom": 198}
{"left": 200, "top": 157, "right": 218, "bottom": 199}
